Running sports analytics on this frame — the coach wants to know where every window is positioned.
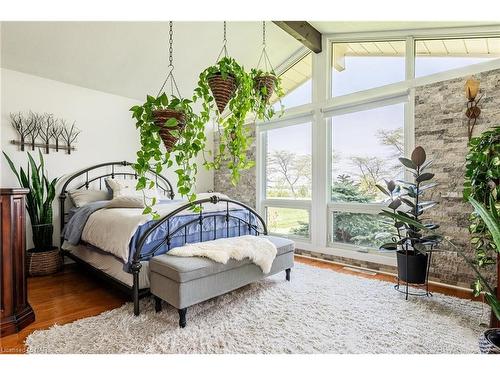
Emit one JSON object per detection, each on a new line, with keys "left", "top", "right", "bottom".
{"left": 331, "top": 212, "right": 396, "bottom": 252}
{"left": 415, "top": 37, "right": 500, "bottom": 77}
{"left": 273, "top": 53, "right": 312, "bottom": 110}
{"left": 265, "top": 122, "right": 312, "bottom": 200}
{"left": 266, "top": 207, "right": 309, "bottom": 238}
{"left": 258, "top": 29, "right": 500, "bottom": 265}
{"left": 331, "top": 41, "right": 405, "bottom": 97}
{"left": 331, "top": 103, "right": 405, "bottom": 203}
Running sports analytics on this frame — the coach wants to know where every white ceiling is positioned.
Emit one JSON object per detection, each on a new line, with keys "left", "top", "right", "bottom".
{"left": 0, "top": 22, "right": 302, "bottom": 101}
{"left": 311, "top": 21, "right": 497, "bottom": 34}
{"left": 2, "top": 21, "right": 499, "bottom": 101}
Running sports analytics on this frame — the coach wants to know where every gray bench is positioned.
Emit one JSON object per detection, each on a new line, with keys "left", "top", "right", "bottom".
{"left": 149, "top": 235, "right": 295, "bottom": 327}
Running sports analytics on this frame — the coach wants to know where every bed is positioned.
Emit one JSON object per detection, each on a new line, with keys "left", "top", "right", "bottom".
{"left": 59, "top": 161, "right": 268, "bottom": 315}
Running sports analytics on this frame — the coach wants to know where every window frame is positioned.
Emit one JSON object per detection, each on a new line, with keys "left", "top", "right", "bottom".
{"left": 256, "top": 25, "right": 500, "bottom": 266}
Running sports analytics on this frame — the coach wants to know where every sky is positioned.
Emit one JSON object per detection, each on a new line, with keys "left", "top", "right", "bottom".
{"left": 267, "top": 54, "right": 494, "bottom": 181}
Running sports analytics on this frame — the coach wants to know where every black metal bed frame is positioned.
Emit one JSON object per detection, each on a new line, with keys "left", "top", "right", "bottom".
{"left": 59, "top": 161, "right": 268, "bottom": 316}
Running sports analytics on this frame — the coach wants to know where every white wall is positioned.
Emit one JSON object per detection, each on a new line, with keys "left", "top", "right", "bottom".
{"left": 1, "top": 69, "right": 214, "bottom": 248}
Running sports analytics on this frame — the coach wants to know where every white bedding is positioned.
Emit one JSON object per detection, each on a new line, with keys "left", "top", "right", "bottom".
{"left": 81, "top": 193, "right": 236, "bottom": 262}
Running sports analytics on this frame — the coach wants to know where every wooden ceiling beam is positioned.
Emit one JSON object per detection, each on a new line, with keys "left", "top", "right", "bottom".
{"left": 273, "top": 21, "right": 322, "bottom": 53}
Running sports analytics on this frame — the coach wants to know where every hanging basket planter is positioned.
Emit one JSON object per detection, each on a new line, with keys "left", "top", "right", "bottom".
{"left": 153, "top": 109, "right": 186, "bottom": 151}
{"left": 254, "top": 74, "right": 277, "bottom": 103}
{"left": 208, "top": 73, "right": 237, "bottom": 114}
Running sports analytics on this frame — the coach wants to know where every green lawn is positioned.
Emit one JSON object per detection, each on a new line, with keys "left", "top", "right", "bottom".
{"left": 267, "top": 207, "right": 309, "bottom": 236}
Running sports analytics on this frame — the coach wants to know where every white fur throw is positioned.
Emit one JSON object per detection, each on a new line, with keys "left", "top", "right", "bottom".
{"left": 168, "top": 235, "right": 277, "bottom": 273}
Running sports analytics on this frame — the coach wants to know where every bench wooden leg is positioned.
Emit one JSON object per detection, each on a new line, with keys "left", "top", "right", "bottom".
{"left": 178, "top": 308, "right": 187, "bottom": 328}
{"left": 154, "top": 296, "right": 162, "bottom": 313}
{"left": 285, "top": 268, "right": 291, "bottom": 281}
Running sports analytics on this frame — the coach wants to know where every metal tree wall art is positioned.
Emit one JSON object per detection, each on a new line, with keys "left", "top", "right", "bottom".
{"left": 10, "top": 111, "right": 80, "bottom": 154}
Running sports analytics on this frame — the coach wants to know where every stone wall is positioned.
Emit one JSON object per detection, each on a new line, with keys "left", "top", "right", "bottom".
{"left": 213, "top": 126, "right": 257, "bottom": 209}
{"left": 415, "top": 68, "right": 500, "bottom": 288}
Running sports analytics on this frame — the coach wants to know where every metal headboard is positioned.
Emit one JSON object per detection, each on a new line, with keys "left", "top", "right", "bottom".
{"left": 58, "top": 161, "right": 175, "bottom": 245}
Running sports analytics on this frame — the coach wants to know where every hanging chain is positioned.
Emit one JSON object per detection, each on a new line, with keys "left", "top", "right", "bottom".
{"left": 168, "top": 21, "right": 174, "bottom": 67}
{"left": 216, "top": 21, "right": 229, "bottom": 61}
{"left": 223, "top": 21, "right": 227, "bottom": 45}
{"left": 257, "top": 21, "right": 275, "bottom": 73}
{"left": 156, "top": 21, "right": 181, "bottom": 98}
{"left": 262, "top": 21, "right": 266, "bottom": 47}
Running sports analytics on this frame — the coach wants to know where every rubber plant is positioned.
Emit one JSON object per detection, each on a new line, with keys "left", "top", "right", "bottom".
{"left": 3, "top": 150, "right": 58, "bottom": 251}
{"left": 463, "top": 126, "right": 500, "bottom": 295}
{"left": 378, "top": 146, "right": 442, "bottom": 253}
{"left": 130, "top": 93, "right": 206, "bottom": 217}
{"left": 194, "top": 56, "right": 256, "bottom": 185}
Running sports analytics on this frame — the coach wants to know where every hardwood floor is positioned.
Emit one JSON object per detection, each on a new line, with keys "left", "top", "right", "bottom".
{"left": 0, "top": 256, "right": 480, "bottom": 354}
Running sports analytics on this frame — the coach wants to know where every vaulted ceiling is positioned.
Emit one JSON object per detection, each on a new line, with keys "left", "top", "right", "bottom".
{"left": 1, "top": 22, "right": 302, "bottom": 101}
{"left": 1, "top": 21, "right": 495, "bottom": 101}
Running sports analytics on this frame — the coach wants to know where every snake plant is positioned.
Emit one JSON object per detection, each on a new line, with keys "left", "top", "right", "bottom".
{"left": 3, "top": 150, "right": 58, "bottom": 251}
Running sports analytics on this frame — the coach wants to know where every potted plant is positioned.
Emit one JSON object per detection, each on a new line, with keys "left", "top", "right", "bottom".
{"left": 465, "top": 197, "right": 500, "bottom": 353}
{"left": 251, "top": 68, "right": 284, "bottom": 121}
{"left": 3, "top": 151, "right": 61, "bottom": 276}
{"left": 463, "top": 126, "right": 500, "bottom": 327}
{"left": 131, "top": 93, "right": 206, "bottom": 217}
{"left": 377, "top": 146, "right": 441, "bottom": 286}
{"left": 195, "top": 56, "right": 255, "bottom": 185}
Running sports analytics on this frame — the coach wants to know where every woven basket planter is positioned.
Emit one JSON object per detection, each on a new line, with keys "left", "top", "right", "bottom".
{"left": 479, "top": 329, "right": 500, "bottom": 354}
{"left": 27, "top": 247, "right": 62, "bottom": 277}
{"left": 208, "top": 73, "right": 237, "bottom": 114}
{"left": 255, "top": 75, "right": 277, "bottom": 103}
{"left": 153, "top": 109, "right": 186, "bottom": 151}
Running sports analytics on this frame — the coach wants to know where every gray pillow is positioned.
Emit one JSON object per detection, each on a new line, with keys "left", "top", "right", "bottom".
{"left": 68, "top": 189, "right": 110, "bottom": 208}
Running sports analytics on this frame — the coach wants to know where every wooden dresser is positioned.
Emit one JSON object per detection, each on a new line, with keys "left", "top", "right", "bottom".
{"left": 1, "top": 188, "right": 35, "bottom": 336}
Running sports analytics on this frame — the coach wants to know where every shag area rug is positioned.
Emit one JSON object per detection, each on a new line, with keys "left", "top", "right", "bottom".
{"left": 26, "top": 263, "right": 488, "bottom": 354}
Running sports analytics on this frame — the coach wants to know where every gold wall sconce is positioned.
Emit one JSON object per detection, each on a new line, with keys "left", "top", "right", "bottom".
{"left": 465, "top": 77, "right": 483, "bottom": 140}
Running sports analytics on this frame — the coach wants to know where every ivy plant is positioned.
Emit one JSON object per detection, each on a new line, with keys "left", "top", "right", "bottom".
{"left": 463, "top": 126, "right": 500, "bottom": 295}
{"left": 194, "top": 58, "right": 284, "bottom": 185}
{"left": 130, "top": 93, "right": 206, "bottom": 217}
{"left": 250, "top": 69, "right": 284, "bottom": 121}
{"left": 194, "top": 56, "right": 256, "bottom": 185}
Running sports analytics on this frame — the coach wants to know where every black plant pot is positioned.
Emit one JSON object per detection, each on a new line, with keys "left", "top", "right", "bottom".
{"left": 396, "top": 250, "right": 428, "bottom": 284}
{"left": 479, "top": 329, "right": 500, "bottom": 354}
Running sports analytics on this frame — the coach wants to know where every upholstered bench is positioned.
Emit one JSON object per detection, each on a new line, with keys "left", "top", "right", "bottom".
{"left": 149, "top": 235, "right": 295, "bottom": 328}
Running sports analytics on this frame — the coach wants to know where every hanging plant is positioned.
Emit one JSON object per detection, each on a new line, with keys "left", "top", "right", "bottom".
{"left": 194, "top": 23, "right": 258, "bottom": 185}
{"left": 131, "top": 22, "right": 206, "bottom": 217}
{"left": 250, "top": 22, "right": 285, "bottom": 121}
{"left": 251, "top": 69, "right": 284, "bottom": 121}
{"left": 195, "top": 56, "right": 255, "bottom": 184}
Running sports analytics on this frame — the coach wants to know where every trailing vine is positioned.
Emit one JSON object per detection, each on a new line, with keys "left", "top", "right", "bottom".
{"left": 195, "top": 56, "right": 256, "bottom": 184}
{"left": 250, "top": 68, "right": 284, "bottom": 121}
{"left": 130, "top": 93, "right": 206, "bottom": 217}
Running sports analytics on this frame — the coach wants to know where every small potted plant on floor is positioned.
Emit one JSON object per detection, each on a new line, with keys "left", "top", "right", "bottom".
{"left": 3, "top": 151, "right": 61, "bottom": 276}
{"left": 377, "top": 146, "right": 441, "bottom": 287}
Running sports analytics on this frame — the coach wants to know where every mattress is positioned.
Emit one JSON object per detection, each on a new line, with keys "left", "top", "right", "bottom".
{"left": 62, "top": 241, "right": 150, "bottom": 288}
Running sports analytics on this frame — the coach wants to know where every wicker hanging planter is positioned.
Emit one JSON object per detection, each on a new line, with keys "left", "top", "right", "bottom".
{"left": 255, "top": 75, "right": 277, "bottom": 103}
{"left": 26, "top": 246, "right": 62, "bottom": 276}
{"left": 153, "top": 109, "right": 186, "bottom": 151}
{"left": 208, "top": 73, "right": 237, "bottom": 114}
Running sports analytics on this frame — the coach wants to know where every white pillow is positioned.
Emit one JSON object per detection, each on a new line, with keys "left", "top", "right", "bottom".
{"left": 105, "top": 178, "right": 161, "bottom": 202}
{"left": 106, "top": 196, "right": 145, "bottom": 209}
{"left": 68, "top": 189, "right": 110, "bottom": 208}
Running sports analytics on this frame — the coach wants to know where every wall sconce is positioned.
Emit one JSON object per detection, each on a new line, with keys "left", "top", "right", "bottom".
{"left": 465, "top": 77, "right": 483, "bottom": 140}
